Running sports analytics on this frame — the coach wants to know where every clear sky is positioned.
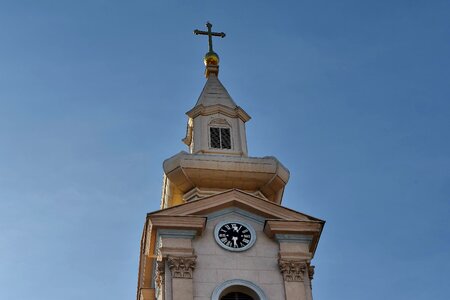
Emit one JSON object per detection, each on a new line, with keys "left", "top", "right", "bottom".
{"left": 0, "top": 1, "right": 449, "bottom": 299}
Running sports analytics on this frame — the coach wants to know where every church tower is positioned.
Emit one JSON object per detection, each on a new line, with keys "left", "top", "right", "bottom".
{"left": 136, "top": 22, "right": 325, "bottom": 300}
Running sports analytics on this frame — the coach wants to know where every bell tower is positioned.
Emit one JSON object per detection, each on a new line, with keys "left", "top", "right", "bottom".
{"left": 136, "top": 22, "right": 325, "bottom": 300}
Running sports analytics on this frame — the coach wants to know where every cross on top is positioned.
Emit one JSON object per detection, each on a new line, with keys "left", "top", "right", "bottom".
{"left": 194, "top": 22, "right": 226, "bottom": 53}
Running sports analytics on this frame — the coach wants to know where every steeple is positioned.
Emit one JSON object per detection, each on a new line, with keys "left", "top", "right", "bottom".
{"left": 161, "top": 23, "right": 289, "bottom": 208}
{"left": 184, "top": 22, "right": 250, "bottom": 156}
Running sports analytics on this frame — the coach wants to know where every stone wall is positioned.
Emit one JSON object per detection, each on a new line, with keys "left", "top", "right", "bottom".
{"left": 191, "top": 212, "right": 285, "bottom": 300}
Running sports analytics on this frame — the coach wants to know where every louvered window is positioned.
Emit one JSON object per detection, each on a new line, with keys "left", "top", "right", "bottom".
{"left": 221, "top": 292, "right": 254, "bottom": 300}
{"left": 210, "top": 127, "right": 231, "bottom": 149}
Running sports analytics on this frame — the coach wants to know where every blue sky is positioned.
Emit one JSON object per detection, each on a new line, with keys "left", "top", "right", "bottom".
{"left": 0, "top": 1, "right": 449, "bottom": 299}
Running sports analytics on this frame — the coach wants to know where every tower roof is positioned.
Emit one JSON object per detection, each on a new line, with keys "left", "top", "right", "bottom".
{"left": 194, "top": 73, "right": 237, "bottom": 108}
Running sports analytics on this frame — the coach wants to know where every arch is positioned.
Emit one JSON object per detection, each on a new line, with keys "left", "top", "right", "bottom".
{"left": 208, "top": 117, "right": 231, "bottom": 126}
{"left": 211, "top": 279, "right": 267, "bottom": 300}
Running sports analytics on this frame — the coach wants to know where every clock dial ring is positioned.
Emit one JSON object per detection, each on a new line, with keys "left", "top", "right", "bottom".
{"left": 214, "top": 220, "right": 256, "bottom": 252}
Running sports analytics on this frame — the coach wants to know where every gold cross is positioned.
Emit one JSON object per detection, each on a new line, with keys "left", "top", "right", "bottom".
{"left": 193, "top": 22, "right": 226, "bottom": 53}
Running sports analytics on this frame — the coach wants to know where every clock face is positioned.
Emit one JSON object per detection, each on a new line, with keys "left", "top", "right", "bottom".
{"left": 214, "top": 221, "right": 256, "bottom": 252}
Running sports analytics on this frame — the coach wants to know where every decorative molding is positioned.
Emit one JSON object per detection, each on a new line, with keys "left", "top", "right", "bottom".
{"left": 278, "top": 259, "right": 307, "bottom": 282}
{"left": 278, "top": 251, "right": 312, "bottom": 261}
{"left": 152, "top": 189, "right": 314, "bottom": 220}
{"left": 265, "top": 220, "right": 323, "bottom": 238}
{"left": 186, "top": 104, "right": 251, "bottom": 122}
{"left": 308, "top": 265, "right": 315, "bottom": 289}
{"left": 161, "top": 155, "right": 291, "bottom": 204}
{"left": 308, "top": 265, "right": 315, "bottom": 280}
{"left": 155, "top": 259, "right": 165, "bottom": 293}
{"left": 211, "top": 279, "right": 267, "bottom": 300}
{"left": 182, "top": 118, "right": 193, "bottom": 146}
{"left": 159, "top": 247, "right": 194, "bottom": 258}
{"left": 265, "top": 219, "right": 324, "bottom": 254}
{"left": 274, "top": 234, "right": 313, "bottom": 243}
{"left": 148, "top": 215, "right": 206, "bottom": 235}
{"left": 207, "top": 207, "right": 266, "bottom": 224}
{"left": 209, "top": 117, "right": 231, "bottom": 126}
{"left": 167, "top": 255, "right": 197, "bottom": 279}
{"left": 157, "top": 229, "right": 197, "bottom": 239}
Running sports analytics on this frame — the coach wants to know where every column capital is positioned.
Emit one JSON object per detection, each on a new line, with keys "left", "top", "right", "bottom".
{"left": 167, "top": 255, "right": 197, "bottom": 279}
{"left": 278, "top": 259, "right": 308, "bottom": 282}
{"left": 308, "top": 265, "right": 315, "bottom": 281}
{"left": 155, "top": 259, "right": 166, "bottom": 292}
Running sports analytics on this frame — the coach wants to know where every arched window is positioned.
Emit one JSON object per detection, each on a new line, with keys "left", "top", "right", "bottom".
{"left": 221, "top": 292, "right": 254, "bottom": 300}
{"left": 209, "top": 118, "right": 232, "bottom": 150}
{"left": 212, "top": 279, "right": 267, "bottom": 300}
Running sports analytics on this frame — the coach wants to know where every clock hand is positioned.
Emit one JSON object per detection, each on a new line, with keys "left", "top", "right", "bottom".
{"left": 232, "top": 236, "right": 238, "bottom": 247}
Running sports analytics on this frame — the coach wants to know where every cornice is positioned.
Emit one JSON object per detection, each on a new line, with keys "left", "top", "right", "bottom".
{"left": 149, "top": 189, "right": 321, "bottom": 222}
{"left": 186, "top": 104, "right": 251, "bottom": 122}
{"left": 162, "top": 152, "right": 290, "bottom": 204}
{"left": 147, "top": 215, "right": 206, "bottom": 235}
{"left": 264, "top": 219, "right": 325, "bottom": 256}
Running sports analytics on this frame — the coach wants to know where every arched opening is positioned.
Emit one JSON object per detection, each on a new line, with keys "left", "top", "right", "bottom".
{"left": 219, "top": 286, "right": 258, "bottom": 300}
{"left": 212, "top": 280, "right": 266, "bottom": 300}
{"left": 221, "top": 291, "right": 254, "bottom": 300}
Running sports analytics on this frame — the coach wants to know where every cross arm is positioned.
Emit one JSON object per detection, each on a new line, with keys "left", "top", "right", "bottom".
{"left": 193, "top": 30, "right": 226, "bottom": 38}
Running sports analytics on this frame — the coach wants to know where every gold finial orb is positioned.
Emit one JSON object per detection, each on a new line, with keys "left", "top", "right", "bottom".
{"left": 204, "top": 51, "right": 220, "bottom": 66}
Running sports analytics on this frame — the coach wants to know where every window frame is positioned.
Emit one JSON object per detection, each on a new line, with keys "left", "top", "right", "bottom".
{"left": 209, "top": 126, "right": 232, "bottom": 150}
{"left": 211, "top": 279, "right": 267, "bottom": 300}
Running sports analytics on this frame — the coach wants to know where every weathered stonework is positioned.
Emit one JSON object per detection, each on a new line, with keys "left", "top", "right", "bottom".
{"left": 308, "top": 265, "right": 315, "bottom": 281}
{"left": 278, "top": 259, "right": 308, "bottom": 282}
{"left": 155, "top": 260, "right": 165, "bottom": 290}
{"left": 167, "top": 255, "right": 197, "bottom": 279}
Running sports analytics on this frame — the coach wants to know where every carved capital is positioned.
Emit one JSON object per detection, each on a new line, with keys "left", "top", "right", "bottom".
{"left": 167, "top": 255, "right": 197, "bottom": 279}
{"left": 155, "top": 259, "right": 165, "bottom": 290}
{"left": 308, "top": 265, "right": 315, "bottom": 280}
{"left": 278, "top": 259, "right": 307, "bottom": 282}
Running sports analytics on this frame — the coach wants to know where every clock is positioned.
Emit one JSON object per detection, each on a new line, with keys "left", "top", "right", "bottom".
{"left": 214, "top": 221, "right": 256, "bottom": 252}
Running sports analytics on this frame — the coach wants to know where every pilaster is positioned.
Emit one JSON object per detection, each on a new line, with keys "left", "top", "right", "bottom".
{"left": 157, "top": 229, "right": 199, "bottom": 300}
{"left": 155, "top": 259, "right": 165, "bottom": 300}
{"left": 278, "top": 258, "right": 314, "bottom": 300}
{"left": 167, "top": 255, "right": 197, "bottom": 300}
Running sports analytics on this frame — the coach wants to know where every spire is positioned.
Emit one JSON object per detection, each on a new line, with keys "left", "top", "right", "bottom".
{"left": 184, "top": 22, "right": 250, "bottom": 157}
{"left": 194, "top": 74, "right": 237, "bottom": 108}
{"left": 193, "top": 22, "right": 226, "bottom": 77}
{"left": 158, "top": 22, "right": 290, "bottom": 210}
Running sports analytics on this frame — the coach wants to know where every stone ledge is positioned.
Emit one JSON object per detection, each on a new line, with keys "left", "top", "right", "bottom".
{"left": 148, "top": 215, "right": 207, "bottom": 236}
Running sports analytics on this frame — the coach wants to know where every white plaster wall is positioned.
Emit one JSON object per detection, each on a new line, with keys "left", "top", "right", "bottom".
{"left": 192, "top": 212, "right": 285, "bottom": 300}
{"left": 192, "top": 114, "right": 247, "bottom": 156}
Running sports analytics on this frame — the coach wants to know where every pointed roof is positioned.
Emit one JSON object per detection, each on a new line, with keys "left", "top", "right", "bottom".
{"left": 194, "top": 73, "right": 237, "bottom": 108}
